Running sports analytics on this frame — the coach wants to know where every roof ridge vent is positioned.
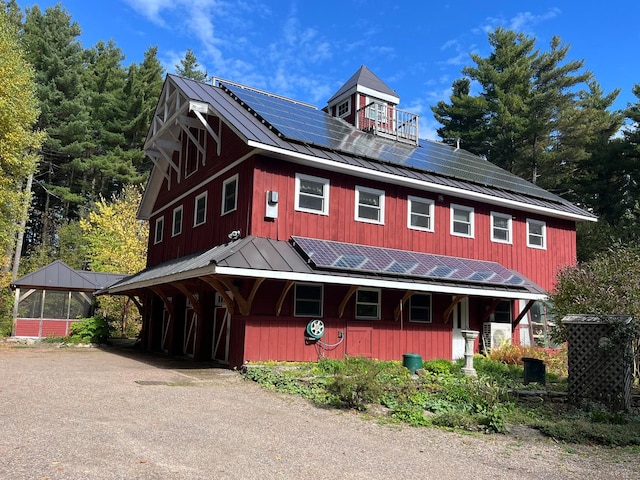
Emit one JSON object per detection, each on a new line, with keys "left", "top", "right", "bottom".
{"left": 213, "top": 77, "right": 317, "bottom": 109}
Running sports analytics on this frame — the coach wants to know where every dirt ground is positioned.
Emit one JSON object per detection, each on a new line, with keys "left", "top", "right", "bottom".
{"left": 0, "top": 342, "right": 638, "bottom": 480}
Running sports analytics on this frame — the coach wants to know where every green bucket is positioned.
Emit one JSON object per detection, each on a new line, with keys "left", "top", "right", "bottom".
{"left": 402, "top": 353, "right": 422, "bottom": 374}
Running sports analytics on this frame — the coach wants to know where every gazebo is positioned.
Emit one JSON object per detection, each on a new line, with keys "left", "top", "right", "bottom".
{"left": 10, "top": 261, "right": 125, "bottom": 338}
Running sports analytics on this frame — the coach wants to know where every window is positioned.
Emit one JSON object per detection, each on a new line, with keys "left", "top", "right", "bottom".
{"left": 337, "top": 99, "right": 350, "bottom": 117}
{"left": 493, "top": 300, "right": 512, "bottom": 323}
{"left": 154, "top": 216, "right": 164, "bottom": 244}
{"left": 368, "top": 101, "right": 387, "bottom": 122}
{"left": 409, "top": 294, "right": 432, "bottom": 323}
{"left": 194, "top": 192, "right": 207, "bottom": 227}
{"left": 172, "top": 206, "right": 183, "bottom": 237}
{"left": 408, "top": 196, "right": 434, "bottom": 231}
{"left": 491, "top": 211, "right": 512, "bottom": 244}
{"left": 450, "top": 204, "right": 474, "bottom": 238}
{"left": 356, "top": 288, "right": 380, "bottom": 319}
{"left": 184, "top": 126, "right": 206, "bottom": 178}
{"left": 222, "top": 174, "right": 238, "bottom": 215}
{"left": 355, "top": 186, "right": 384, "bottom": 224}
{"left": 294, "top": 283, "right": 323, "bottom": 317}
{"left": 527, "top": 219, "right": 546, "bottom": 249}
{"left": 295, "top": 173, "right": 329, "bottom": 215}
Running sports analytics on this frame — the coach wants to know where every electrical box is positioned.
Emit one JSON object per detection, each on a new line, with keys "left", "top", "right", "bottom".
{"left": 265, "top": 190, "right": 278, "bottom": 219}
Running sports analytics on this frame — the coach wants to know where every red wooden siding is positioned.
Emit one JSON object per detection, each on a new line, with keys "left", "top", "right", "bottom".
{"left": 14, "top": 319, "right": 74, "bottom": 338}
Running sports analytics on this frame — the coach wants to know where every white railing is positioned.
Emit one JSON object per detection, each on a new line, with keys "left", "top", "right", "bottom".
{"left": 356, "top": 102, "right": 419, "bottom": 145}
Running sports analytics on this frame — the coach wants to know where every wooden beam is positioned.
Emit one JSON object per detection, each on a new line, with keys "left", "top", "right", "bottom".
{"left": 338, "top": 285, "right": 358, "bottom": 318}
{"left": 200, "top": 276, "right": 235, "bottom": 315}
{"left": 443, "top": 295, "right": 467, "bottom": 324}
{"left": 171, "top": 282, "right": 202, "bottom": 318}
{"left": 393, "top": 290, "right": 415, "bottom": 321}
{"left": 512, "top": 300, "right": 536, "bottom": 332}
{"left": 275, "top": 280, "right": 295, "bottom": 316}
{"left": 149, "top": 286, "right": 174, "bottom": 317}
{"left": 481, "top": 299, "right": 502, "bottom": 324}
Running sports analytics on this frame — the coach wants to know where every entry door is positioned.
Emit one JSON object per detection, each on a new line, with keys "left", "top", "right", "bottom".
{"left": 212, "top": 307, "right": 230, "bottom": 364}
{"left": 451, "top": 297, "right": 469, "bottom": 359}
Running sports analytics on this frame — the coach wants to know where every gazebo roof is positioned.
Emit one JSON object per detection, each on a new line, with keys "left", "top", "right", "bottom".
{"left": 10, "top": 260, "right": 126, "bottom": 292}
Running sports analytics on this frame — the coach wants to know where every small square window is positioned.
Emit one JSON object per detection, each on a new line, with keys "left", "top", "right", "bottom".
{"left": 409, "top": 294, "right": 432, "bottom": 323}
{"left": 356, "top": 288, "right": 380, "bottom": 320}
{"left": 294, "top": 283, "right": 323, "bottom": 317}
{"left": 493, "top": 300, "right": 512, "bottom": 323}
{"left": 295, "top": 173, "right": 329, "bottom": 215}
{"left": 527, "top": 219, "right": 546, "bottom": 249}
{"left": 154, "top": 216, "right": 164, "bottom": 244}
{"left": 491, "top": 212, "right": 512, "bottom": 244}
{"left": 194, "top": 192, "right": 207, "bottom": 226}
{"left": 337, "top": 99, "right": 350, "bottom": 117}
{"left": 408, "top": 196, "right": 434, "bottom": 232}
{"left": 450, "top": 204, "right": 474, "bottom": 238}
{"left": 355, "top": 186, "right": 384, "bottom": 224}
{"left": 172, "top": 206, "right": 183, "bottom": 237}
{"left": 222, "top": 174, "right": 238, "bottom": 215}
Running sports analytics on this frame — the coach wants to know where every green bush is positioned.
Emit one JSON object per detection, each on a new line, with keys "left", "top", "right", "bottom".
{"left": 326, "top": 356, "right": 386, "bottom": 409}
{"left": 68, "top": 317, "right": 111, "bottom": 343}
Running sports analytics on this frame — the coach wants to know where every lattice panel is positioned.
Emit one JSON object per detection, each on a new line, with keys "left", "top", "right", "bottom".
{"left": 567, "top": 322, "right": 632, "bottom": 410}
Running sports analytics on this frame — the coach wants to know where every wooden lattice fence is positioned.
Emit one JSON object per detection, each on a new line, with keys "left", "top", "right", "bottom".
{"left": 562, "top": 314, "right": 635, "bottom": 411}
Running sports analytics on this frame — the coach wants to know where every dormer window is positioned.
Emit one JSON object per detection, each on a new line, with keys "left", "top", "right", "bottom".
{"left": 337, "top": 99, "right": 350, "bottom": 117}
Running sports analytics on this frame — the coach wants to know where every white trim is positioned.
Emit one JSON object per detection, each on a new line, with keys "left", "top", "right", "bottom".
{"left": 490, "top": 211, "right": 512, "bottom": 244}
{"left": 221, "top": 174, "right": 239, "bottom": 215}
{"left": 246, "top": 141, "right": 596, "bottom": 222}
{"left": 357, "top": 85, "right": 399, "bottom": 105}
{"left": 295, "top": 173, "right": 330, "bottom": 215}
{"left": 408, "top": 196, "right": 435, "bottom": 232}
{"left": 526, "top": 218, "right": 547, "bottom": 250}
{"left": 337, "top": 98, "right": 351, "bottom": 118}
{"left": 171, "top": 205, "right": 183, "bottom": 237}
{"left": 450, "top": 203, "right": 474, "bottom": 238}
{"left": 355, "top": 185, "right": 385, "bottom": 224}
{"left": 194, "top": 191, "right": 208, "bottom": 227}
{"left": 109, "top": 263, "right": 546, "bottom": 301}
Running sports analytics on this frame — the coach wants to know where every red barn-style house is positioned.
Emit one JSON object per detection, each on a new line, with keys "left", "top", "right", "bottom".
{"left": 106, "top": 66, "right": 594, "bottom": 367}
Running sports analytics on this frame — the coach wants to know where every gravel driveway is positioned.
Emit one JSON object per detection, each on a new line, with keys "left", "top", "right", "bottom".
{"left": 0, "top": 343, "right": 637, "bottom": 480}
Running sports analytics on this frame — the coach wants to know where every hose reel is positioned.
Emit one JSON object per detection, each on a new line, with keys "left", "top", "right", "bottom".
{"left": 305, "top": 319, "right": 325, "bottom": 340}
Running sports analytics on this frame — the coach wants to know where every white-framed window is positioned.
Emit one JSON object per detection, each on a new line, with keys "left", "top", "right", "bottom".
{"left": 295, "top": 173, "right": 330, "bottom": 215}
{"left": 527, "top": 219, "right": 546, "bottom": 249}
{"left": 450, "top": 203, "right": 474, "bottom": 238}
{"left": 367, "top": 101, "right": 387, "bottom": 123}
{"left": 221, "top": 174, "right": 238, "bottom": 215}
{"left": 294, "top": 283, "right": 323, "bottom": 317}
{"left": 355, "top": 288, "right": 381, "bottom": 320}
{"left": 355, "top": 186, "right": 385, "bottom": 224}
{"left": 409, "top": 294, "right": 432, "bottom": 323}
{"left": 337, "top": 99, "right": 351, "bottom": 117}
{"left": 491, "top": 211, "right": 512, "bottom": 244}
{"left": 194, "top": 192, "right": 207, "bottom": 227}
{"left": 154, "top": 216, "right": 164, "bottom": 244}
{"left": 408, "top": 196, "right": 434, "bottom": 232}
{"left": 172, "top": 205, "right": 183, "bottom": 237}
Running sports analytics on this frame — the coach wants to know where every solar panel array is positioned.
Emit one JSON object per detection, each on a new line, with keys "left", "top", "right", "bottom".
{"left": 222, "top": 83, "right": 561, "bottom": 203}
{"left": 291, "top": 236, "right": 529, "bottom": 287}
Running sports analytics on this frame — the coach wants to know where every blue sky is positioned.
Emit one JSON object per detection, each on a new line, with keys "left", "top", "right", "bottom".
{"left": 21, "top": 0, "right": 640, "bottom": 140}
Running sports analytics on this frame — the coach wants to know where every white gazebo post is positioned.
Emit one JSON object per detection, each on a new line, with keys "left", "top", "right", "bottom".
{"left": 461, "top": 330, "right": 479, "bottom": 377}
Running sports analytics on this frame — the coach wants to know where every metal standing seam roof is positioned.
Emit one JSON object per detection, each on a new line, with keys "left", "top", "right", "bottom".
{"left": 106, "top": 236, "right": 546, "bottom": 300}
{"left": 326, "top": 65, "right": 399, "bottom": 104}
{"left": 163, "top": 74, "right": 594, "bottom": 221}
{"left": 10, "top": 260, "right": 126, "bottom": 292}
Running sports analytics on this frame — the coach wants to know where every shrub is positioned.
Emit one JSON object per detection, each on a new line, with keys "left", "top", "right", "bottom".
{"left": 326, "top": 356, "right": 385, "bottom": 409}
{"left": 68, "top": 317, "right": 111, "bottom": 343}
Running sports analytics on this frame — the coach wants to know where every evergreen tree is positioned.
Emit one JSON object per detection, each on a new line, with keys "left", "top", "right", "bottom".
{"left": 175, "top": 48, "right": 208, "bottom": 82}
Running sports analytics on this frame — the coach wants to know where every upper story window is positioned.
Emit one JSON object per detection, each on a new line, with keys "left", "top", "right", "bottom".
{"left": 194, "top": 192, "right": 207, "bottom": 227}
{"left": 409, "top": 294, "right": 432, "bottom": 323}
{"left": 367, "top": 101, "right": 387, "bottom": 123}
{"left": 294, "top": 283, "right": 323, "bottom": 317}
{"left": 527, "top": 219, "right": 546, "bottom": 249}
{"left": 154, "top": 216, "right": 164, "bottom": 244}
{"left": 355, "top": 186, "right": 384, "bottom": 224}
{"left": 491, "top": 211, "right": 512, "bottom": 244}
{"left": 184, "top": 126, "right": 206, "bottom": 178}
{"left": 172, "top": 205, "right": 183, "bottom": 237}
{"left": 451, "top": 204, "right": 474, "bottom": 238}
{"left": 408, "top": 196, "right": 434, "bottom": 232}
{"left": 222, "top": 174, "right": 238, "bottom": 215}
{"left": 356, "top": 288, "right": 380, "bottom": 320}
{"left": 337, "top": 99, "right": 350, "bottom": 117}
{"left": 295, "top": 173, "right": 329, "bottom": 215}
